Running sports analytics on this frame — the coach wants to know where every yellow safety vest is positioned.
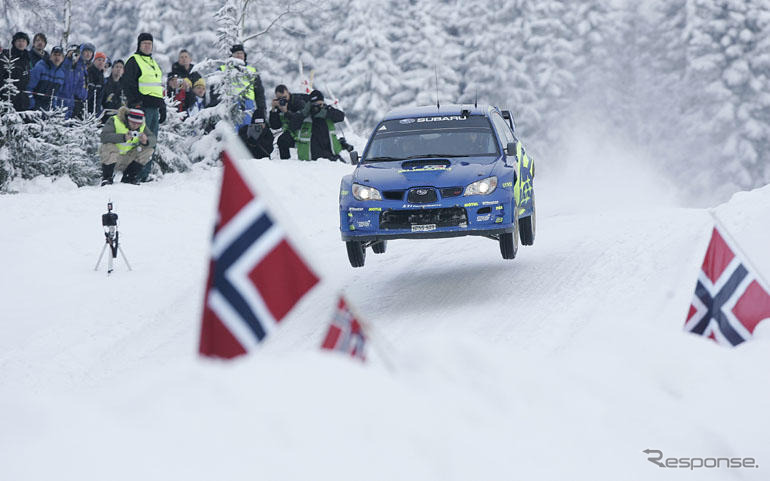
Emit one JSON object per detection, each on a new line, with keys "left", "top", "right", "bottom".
{"left": 130, "top": 53, "right": 163, "bottom": 98}
{"left": 113, "top": 116, "right": 146, "bottom": 154}
{"left": 220, "top": 64, "right": 256, "bottom": 100}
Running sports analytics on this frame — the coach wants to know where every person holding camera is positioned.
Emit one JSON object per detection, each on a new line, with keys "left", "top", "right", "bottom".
{"left": 295, "top": 89, "right": 345, "bottom": 161}
{"left": 268, "top": 84, "right": 306, "bottom": 159}
{"left": 99, "top": 107, "right": 156, "bottom": 185}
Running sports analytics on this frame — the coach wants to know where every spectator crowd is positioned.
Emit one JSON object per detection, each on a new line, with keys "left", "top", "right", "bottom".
{"left": 1, "top": 30, "right": 351, "bottom": 185}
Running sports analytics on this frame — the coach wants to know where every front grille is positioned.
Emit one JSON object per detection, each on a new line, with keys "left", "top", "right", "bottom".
{"left": 383, "top": 189, "right": 406, "bottom": 201}
{"left": 440, "top": 187, "right": 463, "bottom": 198}
{"left": 407, "top": 187, "right": 438, "bottom": 204}
{"left": 380, "top": 207, "right": 468, "bottom": 230}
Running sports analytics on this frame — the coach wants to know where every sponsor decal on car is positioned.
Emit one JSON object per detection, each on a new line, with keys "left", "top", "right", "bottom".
{"left": 398, "top": 166, "right": 451, "bottom": 173}
{"left": 348, "top": 207, "right": 364, "bottom": 212}
{"left": 482, "top": 200, "right": 500, "bottom": 205}
{"left": 368, "top": 207, "right": 382, "bottom": 212}
{"left": 502, "top": 181, "right": 513, "bottom": 188}
{"left": 399, "top": 118, "right": 416, "bottom": 124}
{"left": 356, "top": 220, "right": 371, "bottom": 228}
{"left": 464, "top": 202, "right": 479, "bottom": 207}
{"left": 402, "top": 204, "right": 441, "bottom": 208}
{"left": 416, "top": 116, "right": 467, "bottom": 122}
{"left": 495, "top": 205, "right": 503, "bottom": 210}
{"left": 476, "top": 214, "right": 491, "bottom": 222}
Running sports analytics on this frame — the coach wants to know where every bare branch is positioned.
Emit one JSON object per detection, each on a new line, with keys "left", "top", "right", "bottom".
{"left": 242, "top": 7, "right": 295, "bottom": 44}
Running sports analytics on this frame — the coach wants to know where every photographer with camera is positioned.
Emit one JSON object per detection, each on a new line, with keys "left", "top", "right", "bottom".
{"left": 99, "top": 107, "right": 156, "bottom": 185}
{"left": 268, "top": 84, "right": 306, "bottom": 159}
{"left": 295, "top": 89, "right": 346, "bottom": 161}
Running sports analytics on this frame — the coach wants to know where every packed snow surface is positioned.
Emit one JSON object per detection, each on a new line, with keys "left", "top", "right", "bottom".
{"left": 1, "top": 145, "right": 769, "bottom": 480}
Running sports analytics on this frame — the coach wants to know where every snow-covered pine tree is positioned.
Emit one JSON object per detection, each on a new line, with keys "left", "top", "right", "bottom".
{"left": 684, "top": 0, "right": 770, "bottom": 192}
{"left": 323, "top": 0, "right": 405, "bottom": 131}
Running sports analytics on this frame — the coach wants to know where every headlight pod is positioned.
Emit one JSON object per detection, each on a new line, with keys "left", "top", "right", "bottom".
{"left": 352, "top": 183, "right": 382, "bottom": 201}
{"left": 464, "top": 176, "right": 498, "bottom": 196}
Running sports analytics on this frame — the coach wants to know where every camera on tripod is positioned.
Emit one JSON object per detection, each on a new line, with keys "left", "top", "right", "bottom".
{"left": 339, "top": 137, "right": 355, "bottom": 152}
{"left": 102, "top": 202, "right": 118, "bottom": 237}
{"left": 95, "top": 201, "right": 132, "bottom": 275}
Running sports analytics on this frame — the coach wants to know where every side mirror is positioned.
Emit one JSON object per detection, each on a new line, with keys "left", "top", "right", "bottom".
{"left": 349, "top": 151, "right": 359, "bottom": 165}
{"left": 506, "top": 142, "right": 516, "bottom": 157}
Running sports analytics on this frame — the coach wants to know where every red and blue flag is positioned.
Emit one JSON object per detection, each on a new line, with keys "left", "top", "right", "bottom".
{"left": 685, "top": 225, "right": 770, "bottom": 346}
{"left": 199, "top": 138, "right": 320, "bottom": 359}
{"left": 321, "top": 295, "right": 367, "bottom": 361}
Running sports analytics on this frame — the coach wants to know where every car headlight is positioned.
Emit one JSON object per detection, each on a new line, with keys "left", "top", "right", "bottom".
{"left": 464, "top": 176, "right": 498, "bottom": 196}
{"left": 352, "top": 183, "right": 382, "bottom": 201}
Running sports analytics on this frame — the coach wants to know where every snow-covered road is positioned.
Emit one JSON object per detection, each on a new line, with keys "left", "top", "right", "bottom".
{"left": 1, "top": 150, "right": 768, "bottom": 480}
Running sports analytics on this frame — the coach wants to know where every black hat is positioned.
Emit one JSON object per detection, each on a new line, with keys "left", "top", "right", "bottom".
{"left": 50, "top": 46, "right": 64, "bottom": 55}
{"left": 137, "top": 32, "right": 153, "bottom": 51}
{"left": 230, "top": 44, "right": 247, "bottom": 61}
{"left": 12, "top": 32, "right": 30, "bottom": 44}
{"left": 309, "top": 89, "right": 324, "bottom": 103}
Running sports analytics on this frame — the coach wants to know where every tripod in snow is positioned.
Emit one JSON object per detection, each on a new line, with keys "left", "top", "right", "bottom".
{"left": 94, "top": 202, "right": 132, "bottom": 275}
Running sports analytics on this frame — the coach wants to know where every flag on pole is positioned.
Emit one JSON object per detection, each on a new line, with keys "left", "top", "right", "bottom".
{"left": 321, "top": 294, "right": 367, "bottom": 361}
{"left": 684, "top": 224, "right": 770, "bottom": 346}
{"left": 199, "top": 130, "right": 320, "bottom": 359}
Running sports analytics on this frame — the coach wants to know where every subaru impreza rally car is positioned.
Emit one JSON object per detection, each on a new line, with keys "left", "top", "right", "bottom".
{"left": 339, "top": 104, "right": 535, "bottom": 267}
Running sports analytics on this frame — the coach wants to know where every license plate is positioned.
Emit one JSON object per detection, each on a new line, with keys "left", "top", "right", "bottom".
{"left": 411, "top": 224, "right": 437, "bottom": 232}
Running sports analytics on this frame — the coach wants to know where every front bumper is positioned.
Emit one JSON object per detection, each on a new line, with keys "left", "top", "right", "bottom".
{"left": 340, "top": 194, "right": 514, "bottom": 242}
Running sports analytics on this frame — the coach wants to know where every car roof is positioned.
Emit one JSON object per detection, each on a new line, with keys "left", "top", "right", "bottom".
{"left": 382, "top": 104, "right": 496, "bottom": 121}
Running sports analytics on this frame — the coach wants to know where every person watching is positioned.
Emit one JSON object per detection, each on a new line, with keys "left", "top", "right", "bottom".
{"left": 27, "top": 45, "right": 66, "bottom": 110}
{"left": 101, "top": 59, "right": 125, "bottom": 117}
{"left": 29, "top": 33, "right": 48, "bottom": 67}
{"left": 268, "top": 84, "right": 306, "bottom": 159}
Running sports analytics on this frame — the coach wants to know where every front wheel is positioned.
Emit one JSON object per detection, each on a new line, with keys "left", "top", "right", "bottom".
{"left": 372, "top": 240, "right": 387, "bottom": 254}
{"left": 346, "top": 241, "right": 366, "bottom": 267}
{"left": 499, "top": 222, "right": 519, "bottom": 260}
{"left": 519, "top": 193, "right": 536, "bottom": 246}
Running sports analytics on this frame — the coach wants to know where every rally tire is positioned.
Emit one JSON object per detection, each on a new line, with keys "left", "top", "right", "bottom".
{"left": 372, "top": 240, "right": 387, "bottom": 254}
{"left": 519, "top": 193, "right": 536, "bottom": 246}
{"left": 346, "top": 241, "right": 366, "bottom": 267}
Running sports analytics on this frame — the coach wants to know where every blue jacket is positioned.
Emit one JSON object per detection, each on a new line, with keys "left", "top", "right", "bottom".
{"left": 27, "top": 58, "right": 67, "bottom": 110}
{"left": 60, "top": 55, "right": 89, "bottom": 115}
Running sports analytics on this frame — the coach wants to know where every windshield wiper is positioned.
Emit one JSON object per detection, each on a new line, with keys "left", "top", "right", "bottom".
{"left": 364, "top": 156, "right": 403, "bottom": 162}
{"left": 404, "top": 154, "right": 466, "bottom": 159}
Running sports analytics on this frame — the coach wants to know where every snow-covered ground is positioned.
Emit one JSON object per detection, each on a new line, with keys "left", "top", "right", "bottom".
{"left": 1, "top": 138, "right": 769, "bottom": 480}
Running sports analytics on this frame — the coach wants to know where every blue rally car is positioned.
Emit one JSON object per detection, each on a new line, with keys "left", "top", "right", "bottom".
{"left": 339, "top": 104, "right": 535, "bottom": 267}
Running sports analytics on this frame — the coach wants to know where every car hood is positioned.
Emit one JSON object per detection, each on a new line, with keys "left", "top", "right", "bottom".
{"left": 353, "top": 157, "right": 500, "bottom": 189}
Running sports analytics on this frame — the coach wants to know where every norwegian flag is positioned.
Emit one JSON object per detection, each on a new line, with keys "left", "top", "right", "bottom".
{"left": 199, "top": 132, "right": 320, "bottom": 359}
{"left": 321, "top": 295, "right": 367, "bottom": 361}
{"left": 684, "top": 224, "right": 770, "bottom": 346}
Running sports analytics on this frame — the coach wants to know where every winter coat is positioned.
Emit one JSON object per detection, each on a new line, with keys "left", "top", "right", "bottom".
{"left": 210, "top": 61, "right": 267, "bottom": 121}
{"left": 307, "top": 105, "right": 345, "bottom": 160}
{"left": 28, "top": 48, "right": 48, "bottom": 67}
{"left": 59, "top": 55, "right": 89, "bottom": 117}
{"left": 122, "top": 51, "right": 165, "bottom": 110}
{"left": 101, "top": 75, "right": 125, "bottom": 112}
{"left": 268, "top": 94, "right": 306, "bottom": 133}
{"left": 0, "top": 45, "right": 32, "bottom": 110}
{"left": 171, "top": 61, "right": 200, "bottom": 84}
{"left": 100, "top": 106, "right": 157, "bottom": 150}
{"left": 26, "top": 57, "right": 67, "bottom": 110}
{"left": 86, "top": 64, "right": 105, "bottom": 115}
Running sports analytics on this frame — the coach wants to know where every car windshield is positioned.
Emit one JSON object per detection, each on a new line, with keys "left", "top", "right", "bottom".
{"left": 363, "top": 115, "right": 500, "bottom": 162}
